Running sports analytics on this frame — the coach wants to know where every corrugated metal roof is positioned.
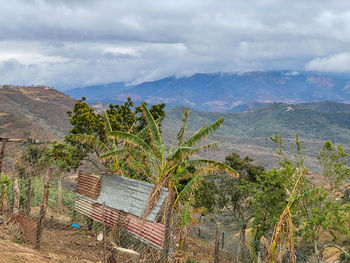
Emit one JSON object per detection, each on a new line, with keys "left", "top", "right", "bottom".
{"left": 75, "top": 194, "right": 165, "bottom": 250}
{"left": 75, "top": 171, "right": 169, "bottom": 250}
{"left": 95, "top": 173, "right": 168, "bottom": 222}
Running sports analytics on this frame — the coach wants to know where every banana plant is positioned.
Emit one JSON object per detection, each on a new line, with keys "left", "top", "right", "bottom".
{"left": 100, "top": 103, "right": 238, "bottom": 260}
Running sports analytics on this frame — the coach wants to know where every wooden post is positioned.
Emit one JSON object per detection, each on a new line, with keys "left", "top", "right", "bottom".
{"left": 160, "top": 191, "right": 175, "bottom": 263}
{"left": 0, "top": 138, "right": 8, "bottom": 174}
{"left": 221, "top": 232, "right": 224, "bottom": 249}
{"left": 214, "top": 222, "right": 221, "bottom": 263}
{"left": 36, "top": 171, "right": 51, "bottom": 250}
{"left": 13, "top": 174, "right": 20, "bottom": 214}
{"left": 57, "top": 172, "right": 62, "bottom": 213}
{"left": 102, "top": 202, "right": 106, "bottom": 263}
{"left": 26, "top": 176, "right": 32, "bottom": 215}
{"left": 198, "top": 214, "right": 201, "bottom": 238}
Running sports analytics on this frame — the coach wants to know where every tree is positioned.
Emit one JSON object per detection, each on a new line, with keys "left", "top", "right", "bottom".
{"left": 258, "top": 134, "right": 350, "bottom": 263}
{"left": 65, "top": 97, "right": 165, "bottom": 172}
{"left": 44, "top": 142, "right": 78, "bottom": 213}
{"left": 100, "top": 105, "right": 237, "bottom": 262}
{"left": 195, "top": 152, "right": 264, "bottom": 261}
{"left": 0, "top": 172, "right": 11, "bottom": 212}
{"left": 296, "top": 140, "right": 350, "bottom": 262}
{"left": 16, "top": 145, "right": 48, "bottom": 214}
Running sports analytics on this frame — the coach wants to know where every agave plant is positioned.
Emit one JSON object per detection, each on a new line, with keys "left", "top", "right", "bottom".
{"left": 100, "top": 103, "right": 238, "bottom": 260}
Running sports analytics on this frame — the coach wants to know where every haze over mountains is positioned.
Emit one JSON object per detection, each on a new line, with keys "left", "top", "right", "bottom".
{"left": 67, "top": 71, "right": 350, "bottom": 112}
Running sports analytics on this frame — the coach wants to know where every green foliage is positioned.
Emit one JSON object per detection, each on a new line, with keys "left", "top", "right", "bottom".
{"left": 296, "top": 140, "right": 350, "bottom": 246}
{"left": 185, "top": 257, "right": 200, "bottom": 263}
{"left": 45, "top": 142, "right": 79, "bottom": 172}
{"left": 0, "top": 172, "right": 11, "bottom": 210}
{"left": 252, "top": 168, "right": 288, "bottom": 240}
{"left": 16, "top": 144, "right": 48, "bottom": 177}
{"left": 65, "top": 97, "right": 165, "bottom": 172}
{"left": 8, "top": 176, "right": 76, "bottom": 216}
{"left": 0, "top": 172, "right": 11, "bottom": 195}
{"left": 318, "top": 140, "right": 350, "bottom": 190}
{"left": 101, "top": 104, "right": 236, "bottom": 225}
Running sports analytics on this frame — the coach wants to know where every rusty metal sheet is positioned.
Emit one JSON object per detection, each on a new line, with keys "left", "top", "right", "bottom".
{"left": 76, "top": 170, "right": 101, "bottom": 199}
{"left": 96, "top": 173, "right": 168, "bottom": 222}
{"left": 91, "top": 203, "right": 165, "bottom": 250}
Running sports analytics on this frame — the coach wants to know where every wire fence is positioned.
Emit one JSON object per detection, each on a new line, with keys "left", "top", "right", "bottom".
{"left": 0, "top": 169, "right": 227, "bottom": 262}
{"left": 0, "top": 169, "right": 342, "bottom": 263}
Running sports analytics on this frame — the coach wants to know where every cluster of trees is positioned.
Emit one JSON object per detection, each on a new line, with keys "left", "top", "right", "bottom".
{"left": 196, "top": 134, "right": 350, "bottom": 262}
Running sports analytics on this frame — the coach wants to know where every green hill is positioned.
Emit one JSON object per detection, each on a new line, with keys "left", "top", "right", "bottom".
{"left": 162, "top": 101, "right": 350, "bottom": 172}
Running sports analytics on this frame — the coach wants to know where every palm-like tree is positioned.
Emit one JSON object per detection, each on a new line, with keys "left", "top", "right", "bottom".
{"left": 100, "top": 103, "right": 238, "bottom": 261}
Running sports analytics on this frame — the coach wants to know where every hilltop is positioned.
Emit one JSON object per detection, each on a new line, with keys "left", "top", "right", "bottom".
{"left": 0, "top": 85, "right": 75, "bottom": 141}
{"left": 66, "top": 71, "right": 350, "bottom": 112}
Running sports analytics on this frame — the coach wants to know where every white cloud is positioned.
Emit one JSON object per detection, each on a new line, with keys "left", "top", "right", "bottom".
{"left": 0, "top": 0, "right": 350, "bottom": 89}
{"left": 306, "top": 53, "right": 350, "bottom": 73}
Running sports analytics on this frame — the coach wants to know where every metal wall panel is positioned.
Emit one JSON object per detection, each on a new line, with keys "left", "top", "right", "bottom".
{"left": 76, "top": 170, "right": 101, "bottom": 199}
{"left": 91, "top": 203, "right": 165, "bottom": 250}
{"left": 96, "top": 173, "right": 168, "bottom": 222}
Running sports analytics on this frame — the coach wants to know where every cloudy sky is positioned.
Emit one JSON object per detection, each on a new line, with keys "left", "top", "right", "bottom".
{"left": 1, "top": 0, "right": 350, "bottom": 90}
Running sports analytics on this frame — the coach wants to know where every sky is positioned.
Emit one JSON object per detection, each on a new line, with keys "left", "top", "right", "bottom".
{"left": 0, "top": 0, "right": 350, "bottom": 90}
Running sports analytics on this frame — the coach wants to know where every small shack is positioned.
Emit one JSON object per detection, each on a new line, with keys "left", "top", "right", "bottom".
{"left": 74, "top": 171, "right": 169, "bottom": 250}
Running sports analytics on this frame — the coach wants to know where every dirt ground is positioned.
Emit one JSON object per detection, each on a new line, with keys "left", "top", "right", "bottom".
{"left": 0, "top": 212, "right": 104, "bottom": 263}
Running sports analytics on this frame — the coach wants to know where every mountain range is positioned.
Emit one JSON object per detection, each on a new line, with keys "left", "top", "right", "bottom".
{"left": 66, "top": 71, "right": 350, "bottom": 112}
{"left": 1, "top": 85, "right": 350, "bottom": 172}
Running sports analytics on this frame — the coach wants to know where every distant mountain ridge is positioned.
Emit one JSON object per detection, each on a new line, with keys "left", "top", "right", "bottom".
{"left": 66, "top": 71, "right": 350, "bottom": 112}
{"left": 162, "top": 100, "right": 350, "bottom": 171}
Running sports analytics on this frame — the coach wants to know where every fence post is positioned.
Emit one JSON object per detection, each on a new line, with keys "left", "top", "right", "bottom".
{"left": 160, "top": 191, "right": 175, "bottom": 263}
{"left": 222, "top": 232, "right": 224, "bottom": 249}
{"left": 102, "top": 202, "right": 106, "bottom": 263}
{"left": 214, "top": 222, "right": 221, "bottom": 263}
{"left": 36, "top": 171, "right": 51, "bottom": 250}
{"left": 26, "top": 175, "right": 32, "bottom": 215}
{"left": 12, "top": 174, "right": 20, "bottom": 215}
{"left": 0, "top": 139, "right": 8, "bottom": 174}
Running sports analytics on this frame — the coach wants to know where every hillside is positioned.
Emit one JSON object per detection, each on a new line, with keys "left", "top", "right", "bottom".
{"left": 66, "top": 71, "right": 350, "bottom": 112}
{"left": 162, "top": 101, "right": 350, "bottom": 171}
{"left": 0, "top": 85, "right": 75, "bottom": 141}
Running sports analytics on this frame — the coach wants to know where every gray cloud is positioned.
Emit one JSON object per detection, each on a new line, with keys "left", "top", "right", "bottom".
{"left": 1, "top": 0, "right": 350, "bottom": 90}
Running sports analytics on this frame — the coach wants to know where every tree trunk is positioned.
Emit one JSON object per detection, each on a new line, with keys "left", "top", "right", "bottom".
{"left": 214, "top": 222, "right": 221, "bottom": 263}
{"left": 160, "top": 191, "right": 175, "bottom": 263}
{"left": 57, "top": 172, "right": 62, "bottom": 213}
{"left": 237, "top": 222, "right": 247, "bottom": 261}
{"left": 0, "top": 139, "right": 8, "bottom": 175}
{"left": 26, "top": 176, "right": 32, "bottom": 215}
{"left": 314, "top": 239, "right": 323, "bottom": 263}
{"left": 36, "top": 172, "right": 51, "bottom": 250}
{"left": 13, "top": 175, "right": 20, "bottom": 214}
{"left": 198, "top": 214, "right": 202, "bottom": 238}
